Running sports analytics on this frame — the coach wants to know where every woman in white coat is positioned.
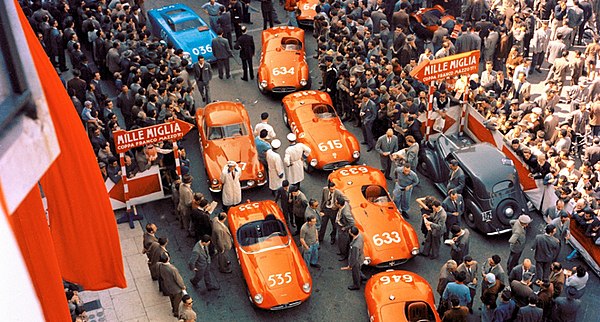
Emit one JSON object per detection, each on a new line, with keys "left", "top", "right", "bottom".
{"left": 266, "top": 139, "right": 285, "bottom": 195}
{"left": 221, "top": 161, "right": 242, "bottom": 209}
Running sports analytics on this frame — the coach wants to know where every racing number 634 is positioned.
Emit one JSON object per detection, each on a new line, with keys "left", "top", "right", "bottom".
{"left": 268, "top": 272, "right": 292, "bottom": 287}
{"left": 272, "top": 67, "right": 295, "bottom": 76}
{"left": 372, "top": 231, "right": 401, "bottom": 246}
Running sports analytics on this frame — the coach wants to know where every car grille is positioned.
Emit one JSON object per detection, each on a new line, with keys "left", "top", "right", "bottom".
{"left": 272, "top": 86, "right": 297, "bottom": 93}
{"left": 375, "top": 258, "right": 408, "bottom": 268}
{"left": 270, "top": 300, "right": 303, "bottom": 310}
{"left": 323, "top": 161, "right": 351, "bottom": 171}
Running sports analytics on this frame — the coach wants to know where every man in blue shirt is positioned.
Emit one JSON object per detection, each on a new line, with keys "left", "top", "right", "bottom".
{"left": 442, "top": 271, "right": 471, "bottom": 308}
{"left": 202, "top": 0, "right": 225, "bottom": 31}
{"left": 255, "top": 129, "right": 271, "bottom": 167}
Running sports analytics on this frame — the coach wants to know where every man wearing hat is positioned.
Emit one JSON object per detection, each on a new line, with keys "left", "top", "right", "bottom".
{"left": 507, "top": 214, "right": 531, "bottom": 272}
{"left": 323, "top": 56, "right": 337, "bottom": 96}
{"left": 221, "top": 161, "right": 242, "bottom": 210}
{"left": 534, "top": 224, "right": 561, "bottom": 281}
{"left": 284, "top": 133, "right": 311, "bottom": 189}
{"left": 266, "top": 139, "right": 285, "bottom": 195}
{"left": 399, "top": 34, "right": 418, "bottom": 66}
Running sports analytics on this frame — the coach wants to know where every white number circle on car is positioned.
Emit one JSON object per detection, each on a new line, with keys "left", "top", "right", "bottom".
{"left": 339, "top": 166, "right": 369, "bottom": 176}
{"left": 379, "top": 274, "right": 413, "bottom": 285}
{"left": 372, "top": 231, "right": 401, "bottom": 247}
{"left": 238, "top": 202, "right": 258, "bottom": 211}
{"left": 272, "top": 67, "right": 295, "bottom": 76}
{"left": 268, "top": 272, "right": 292, "bottom": 287}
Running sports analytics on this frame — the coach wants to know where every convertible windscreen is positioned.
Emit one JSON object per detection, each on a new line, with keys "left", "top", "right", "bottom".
{"left": 237, "top": 216, "right": 289, "bottom": 248}
{"left": 207, "top": 123, "right": 248, "bottom": 140}
{"left": 312, "top": 104, "right": 336, "bottom": 119}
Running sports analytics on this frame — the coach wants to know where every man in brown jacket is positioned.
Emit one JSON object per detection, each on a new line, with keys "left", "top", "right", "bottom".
{"left": 158, "top": 254, "right": 186, "bottom": 317}
{"left": 211, "top": 212, "right": 233, "bottom": 273}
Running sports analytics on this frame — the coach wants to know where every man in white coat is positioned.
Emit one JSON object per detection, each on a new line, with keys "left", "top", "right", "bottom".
{"left": 284, "top": 133, "right": 311, "bottom": 189}
{"left": 220, "top": 161, "right": 242, "bottom": 210}
{"left": 266, "top": 139, "right": 285, "bottom": 196}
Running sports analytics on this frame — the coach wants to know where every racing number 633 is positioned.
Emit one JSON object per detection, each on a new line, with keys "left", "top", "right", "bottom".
{"left": 372, "top": 231, "right": 401, "bottom": 246}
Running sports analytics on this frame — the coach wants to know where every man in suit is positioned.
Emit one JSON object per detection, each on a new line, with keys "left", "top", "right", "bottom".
{"left": 546, "top": 50, "right": 571, "bottom": 95}
{"left": 422, "top": 200, "right": 447, "bottom": 259}
{"left": 481, "top": 255, "right": 508, "bottom": 293}
{"left": 335, "top": 197, "right": 355, "bottom": 261}
{"left": 446, "top": 160, "right": 465, "bottom": 194}
{"left": 216, "top": 6, "right": 233, "bottom": 49}
{"left": 275, "top": 180, "right": 294, "bottom": 227}
{"left": 211, "top": 28, "right": 234, "bottom": 79}
{"left": 509, "top": 258, "right": 537, "bottom": 284}
{"left": 534, "top": 224, "right": 561, "bottom": 281}
{"left": 493, "top": 71, "right": 513, "bottom": 96}
{"left": 148, "top": 237, "right": 168, "bottom": 281}
{"left": 189, "top": 234, "right": 220, "bottom": 290}
{"left": 143, "top": 223, "right": 158, "bottom": 255}
{"left": 193, "top": 55, "right": 212, "bottom": 103}
{"left": 553, "top": 287, "right": 582, "bottom": 321}
{"left": 234, "top": 26, "right": 255, "bottom": 81}
{"left": 584, "top": 137, "right": 600, "bottom": 166}
{"left": 511, "top": 72, "right": 531, "bottom": 104}
{"left": 457, "top": 256, "right": 479, "bottom": 312}
{"left": 178, "top": 174, "right": 195, "bottom": 235}
{"left": 158, "top": 254, "right": 186, "bottom": 317}
{"left": 342, "top": 226, "right": 366, "bottom": 290}
{"left": 507, "top": 215, "right": 531, "bottom": 272}
{"left": 319, "top": 181, "right": 347, "bottom": 245}
{"left": 543, "top": 199, "right": 567, "bottom": 224}
{"left": 531, "top": 22, "right": 551, "bottom": 73}
{"left": 228, "top": 0, "right": 244, "bottom": 38}
{"left": 546, "top": 34, "right": 567, "bottom": 68}
{"left": 211, "top": 212, "right": 233, "bottom": 273}
{"left": 375, "top": 129, "right": 399, "bottom": 179}
{"left": 442, "top": 189, "right": 464, "bottom": 240}
{"left": 360, "top": 93, "right": 377, "bottom": 151}
{"left": 516, "top": 295, "right": 543, "bottom": 322}
{"left": 448, "top": 225, "right": 470, "bottom": 265}
{"left": 510, "top": 273, "right": 535, "bottom": 307}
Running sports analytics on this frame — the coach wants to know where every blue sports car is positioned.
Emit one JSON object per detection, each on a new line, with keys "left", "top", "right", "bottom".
{"left": 148, "top": 3, "right": 217, "bottom": 63}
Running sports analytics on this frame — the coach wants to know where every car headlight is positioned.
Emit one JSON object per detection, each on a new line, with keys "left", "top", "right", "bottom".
{"left": 253, "top": 293, "right": 263, "bottom": 304}
{"left": 257, "top": 171, "right": 264, "bottom": 178}
{"left": 352, "top": 151, "right": 360, "bottom": 159}
{"left": 504, "top": 207, "right": 514, "bottom": 217}
{"left": 247, "top": 180, "right": 255, "bottom": 186}
{"left": 300, "top": 79, "right": 307, "bottom": 86}
{"left": 310, "top": 159, "right": 317, "bottom": 167}
{"left": 411, "top": 247, "right": 419, "bottom": 256}
{"left": 260, "top": 80, "right": 267, "bottom": 88}
{"left": 364, "top": 257, "right": 372, "bottom": 265}
{"left": 302, "top": 282, "right": 311, "bottom": 293}
{"left": 211, "top": 179, "right": 219, "bottom": 185}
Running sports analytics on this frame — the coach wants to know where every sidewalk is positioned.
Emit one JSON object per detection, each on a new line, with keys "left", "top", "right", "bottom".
{"left": 78, "top": 220, "right": 177, "bottom": 322}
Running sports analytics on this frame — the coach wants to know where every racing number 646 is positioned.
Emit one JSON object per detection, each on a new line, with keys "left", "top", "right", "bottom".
{"left": 268, "top": 272, "right": 292, "bottom": 287}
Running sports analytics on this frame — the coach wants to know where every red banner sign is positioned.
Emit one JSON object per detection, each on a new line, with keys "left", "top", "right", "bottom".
{"left": 113, "top": 119, "right": 194, "bottom": 153}
{"left": 410, "top": 50, "right": 480, "bottom": 84}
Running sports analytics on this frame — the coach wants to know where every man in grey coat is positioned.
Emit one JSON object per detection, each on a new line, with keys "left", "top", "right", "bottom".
{"left": 534, "top": 224, "right": 561, "bottom": 281}
{"left": 507, "top": 215, "right": 531, "bottom": 272}
{"left": 189, "top": 234, "right": 220, "bottom": 291}
{"left": 342, "top": 226, "right": 366, "bottom": 290}
{"left": 158, "top": 254, "right": 186, "bottom": 317}
{"left": 211, "top": 28, "right": 234, "bottom": 79}
{"left": 422, "top": 200, "right": 447, "bottom": 259}
{"left": 193, "top": 55, "right": 212, "bottom": 103}
{"left": 375, "top": 129, "right": 398, "bottom": 179}
{"left": 335, "top": 197, "right": 355, "bottom": 261}
{"left": 446, "top": 160, "right": 465, "bottom": 194}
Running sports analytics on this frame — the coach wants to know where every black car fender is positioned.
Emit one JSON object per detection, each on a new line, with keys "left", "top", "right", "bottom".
{"left": 418, "top": 148, "right": 443, "bottom": 183}
{"left": 463, "top": 197, "right": 483, "bottom": 230}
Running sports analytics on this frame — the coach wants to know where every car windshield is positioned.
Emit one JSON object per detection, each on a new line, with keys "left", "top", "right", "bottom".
{"left": 170, "top": 18, "right": 203, "bottom": 32}
{"left": 237, "top": 216, "right": 290, "bottom": 253}
{"left": 281, "top": 37, "right": 302, "bottom": 50}
{"left": 207, "top": 123, "right": 247, "bottom": 140}
{"left": 362, "top": 185, "right": 390, "bottom": 204}
{"left": 312, "top": 104, "right": 336, "bottom": 119}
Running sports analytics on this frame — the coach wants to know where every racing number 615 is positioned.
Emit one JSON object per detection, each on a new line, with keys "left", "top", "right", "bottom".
{"left": 318, "top": 139, "right": 343, "bottom": 151}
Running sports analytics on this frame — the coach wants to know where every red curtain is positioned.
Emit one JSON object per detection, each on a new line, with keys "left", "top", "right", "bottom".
{"left": 18, "top": 5, "right": 126, "bottom": 290}
{"left": 7, "top": 186, "right": 72, "bottom": 321}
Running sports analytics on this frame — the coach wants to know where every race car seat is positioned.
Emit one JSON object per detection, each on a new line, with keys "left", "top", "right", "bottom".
{"left": 406, "top": 301, "right": 429, "bottom": 322}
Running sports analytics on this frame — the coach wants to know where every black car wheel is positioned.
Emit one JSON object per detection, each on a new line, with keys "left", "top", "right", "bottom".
{"left": 495, "top": 199, "right": 520, "bottom": 226}
{"left": 303, "top": 159, "right": 314, "bottom": 174}
{"left": 463, "top": 209, "right": 477, "bottom": 229}
{"left": 282, "top": 108, "right": 290, "bottom": 130}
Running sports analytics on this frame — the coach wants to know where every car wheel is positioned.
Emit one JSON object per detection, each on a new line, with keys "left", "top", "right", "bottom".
{"left": 282, "top": 108, "right": 291, "bottom": 129}
{"left": 495, "top": 199, "right": 520, "bottom": 226}
{"left": 463, "top": 209, "right": 477, "bottom": 230}
{"left": 304, "top": 78, "right": 312, "bottom": 90}
{"left": 418, "top": 159, "right": 432, "bottom": 178}
{"left": 257, "top": 77, "right": 267, "bottom": 95}
{"left": 303, "top": 159, "right": 314, "bottom": 173}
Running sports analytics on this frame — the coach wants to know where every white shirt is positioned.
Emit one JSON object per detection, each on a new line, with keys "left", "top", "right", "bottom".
{"left": 254, "top": 122, "right": 276, "bottom": 140}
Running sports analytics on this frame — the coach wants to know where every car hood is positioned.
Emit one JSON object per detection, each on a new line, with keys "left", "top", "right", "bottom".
{"left": 264, "top": 52, "right": 308, "bottom": 85}
{"left": 300, "top": 119, "right": 357, "bottom": 162}
{"left": 175, "top": 28, "right": 216, "bottom": 62}
{"left": 203, "top": 136, "right": 260, "bottom": 181}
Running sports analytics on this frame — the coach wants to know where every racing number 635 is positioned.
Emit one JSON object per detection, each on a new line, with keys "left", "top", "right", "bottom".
{"left": 268, "top": 272, "right": 292, "bottom": 287}
{"left": 372, "top": 231, "right": 401, "bottom": 246}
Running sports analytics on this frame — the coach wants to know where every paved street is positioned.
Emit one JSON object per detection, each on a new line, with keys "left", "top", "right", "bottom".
{"left": 107, "top": 1, "right": 600, "bottom": 321}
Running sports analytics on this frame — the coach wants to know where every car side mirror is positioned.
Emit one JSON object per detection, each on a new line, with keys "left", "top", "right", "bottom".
{"left": 276, "top": 47, "right": 282, "bottom": 52}
{"left": 360, "top": 203, "right": 367, "bottom": 208}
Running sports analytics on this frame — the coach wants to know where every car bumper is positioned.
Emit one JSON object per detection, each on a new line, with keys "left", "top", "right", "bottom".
{"left": 271, "top": 86, "right": 300, "bottom": 93}
{"left": 269, "top": 300, "right": 303, "bottom": 310}
{"left": 374, "top": 258, "right": 410, "bottom": 268}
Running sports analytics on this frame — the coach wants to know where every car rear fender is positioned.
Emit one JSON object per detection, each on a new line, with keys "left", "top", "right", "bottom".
{"left": 418, "top": 148, "right": 443, "bottom": 183}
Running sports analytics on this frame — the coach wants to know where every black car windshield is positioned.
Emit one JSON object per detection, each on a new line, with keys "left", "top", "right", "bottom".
{"left": 207, "top": 123, "right": 247, "bottom": 140}
{"left": 237, "top": 216, "right": 290, "bottom": 252}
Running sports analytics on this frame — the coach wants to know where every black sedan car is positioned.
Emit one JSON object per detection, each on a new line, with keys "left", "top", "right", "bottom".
{"left": 418, "top": 135, "right": 529, "bottom": 235}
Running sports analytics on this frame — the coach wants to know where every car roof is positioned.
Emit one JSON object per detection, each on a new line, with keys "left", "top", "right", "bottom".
{"left": 203, "top": 101, "right": 246, "bottom": 126}
{"left": 156, "top": 4, "right": 197, "bottom": 23}
{"left": 452, "top": 143, "right": 517, "bottom": 186}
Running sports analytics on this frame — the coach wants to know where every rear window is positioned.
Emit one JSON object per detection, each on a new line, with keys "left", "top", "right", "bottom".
{"left": 207, "top": 123, "right": 248, "bottom": 140}
{"left": 492, "top": 180, "right": 514, "bottom": 193}
{"left": 171, "top": 19, "right": 203, "bottom": 32}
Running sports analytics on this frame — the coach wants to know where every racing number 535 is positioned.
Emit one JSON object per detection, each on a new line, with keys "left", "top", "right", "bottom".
{"left": 268, "top": 272, "right": 292, "bottom": 287}
{"left": 192, "top": 45, "right": 212, "bottom": 56}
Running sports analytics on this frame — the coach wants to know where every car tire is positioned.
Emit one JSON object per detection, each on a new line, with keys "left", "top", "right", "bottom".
{"left": 495, "top": 199, "right": 520, "bottom": 226}
{"left": 257, "top": 77, "right": 267, "bottom": 95}
{"left": 418, "top": 159, "right": 433, "bottom": 178}
{"left": 303, "top": 159, "right": 314, "bottom": 173}
{"left": 304, "top": 78, "right": 312, "bottom": 90}
{"left": 282, "top": 108, "right": 291, "bottom": 129}
{"left": 463, "top": 208, "right": 478, "bottom": 230}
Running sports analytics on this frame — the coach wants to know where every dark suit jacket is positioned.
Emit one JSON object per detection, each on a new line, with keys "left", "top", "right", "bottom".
{"left": 212, "top": 36, "right": 233, "bottom": 59}
{"left": 348, "top": 233, "right": 365, "bottom": 267}
{"left": 235, "top": 34, "right": 255, "bottom": 59}
{"left": 447, "top": 167, "right": 466, "bottom": 194}
{"left": 516, "top": 305, "right": 543, "bottom": 322}
{"left": 442, "top": 195, "right": 465, "bottom": 217}
{"left": 143, "top": 232, "right": 158, "bottom": 256}
{"left": 158, "top": 262, "right": 185, "bottom": 296}
{"left": 320, "top": 187, "right": 346, "bottom": 212}
{"left": 509, "top": 264, "right": 537, "bottom": 284}
{"left": 534, "top": 234, "right": 560, "bottom": 263}
{"left": 275, "top": 186, "right": 292, "bottom": 214}
{"left": 217, "top": 12, "right": 233, "bottom": 33}
{"left": 193, "top": 62, "right": 213, "bottom": 82}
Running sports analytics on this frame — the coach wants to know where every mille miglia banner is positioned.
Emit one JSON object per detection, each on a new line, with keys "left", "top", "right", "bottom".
{"left": 113, "top": 119, "right": 194, "bottom": 153}
{"left": 410, "top": 50, "right": 480, "bottom": 84}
